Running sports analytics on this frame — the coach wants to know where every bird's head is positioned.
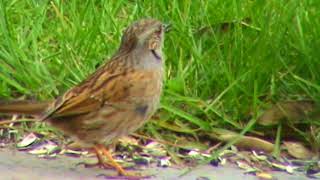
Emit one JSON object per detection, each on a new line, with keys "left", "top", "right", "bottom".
{"left": 119, "top": 19, "right": 169, "bottom": 59}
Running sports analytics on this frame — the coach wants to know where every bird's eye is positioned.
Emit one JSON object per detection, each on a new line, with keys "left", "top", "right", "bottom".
{"left": 154, "top": 26, "right": 162, "bottom": 37}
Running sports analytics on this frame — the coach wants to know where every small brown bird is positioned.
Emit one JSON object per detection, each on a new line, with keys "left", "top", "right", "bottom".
{"left": 0, "top": 19, "right": 167, "bottom": 176}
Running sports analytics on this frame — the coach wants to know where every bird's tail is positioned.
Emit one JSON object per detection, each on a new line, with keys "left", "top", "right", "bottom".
{"left": 0, "top": 100, "right": 50, "bottom": 115}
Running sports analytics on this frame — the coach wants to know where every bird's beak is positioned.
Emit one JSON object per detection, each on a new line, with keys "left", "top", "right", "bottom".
{"left": 163, "top": 23, "right": 172, "bottom": 33}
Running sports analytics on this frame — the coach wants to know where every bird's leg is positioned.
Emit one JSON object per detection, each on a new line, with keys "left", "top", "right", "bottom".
{"left": 71, "top": 141, "right": 112, "bottom": 168}
{"left": 94, "top": 144, "right": 129, "bottom": 176}
{"left": 92, "top": 145, "right": 113, "bottom": 168}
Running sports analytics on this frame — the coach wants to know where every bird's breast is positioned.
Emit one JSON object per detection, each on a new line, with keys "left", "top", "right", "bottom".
{"left": 128, "top": 69, "right": 163, "bottom": 114}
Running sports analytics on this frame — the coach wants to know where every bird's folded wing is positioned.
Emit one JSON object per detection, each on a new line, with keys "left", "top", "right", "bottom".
{"left": 42, "top": 70, "right": 159, "bottom": 119}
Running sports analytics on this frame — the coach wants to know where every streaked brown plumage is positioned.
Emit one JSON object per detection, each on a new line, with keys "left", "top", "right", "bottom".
{"left": 0, "top": 19, "right": 167, "bottom": 176}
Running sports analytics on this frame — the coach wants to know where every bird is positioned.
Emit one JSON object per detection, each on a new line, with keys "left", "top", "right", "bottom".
{"left": 0, "top": 18, "right": 168, "bottom": 176}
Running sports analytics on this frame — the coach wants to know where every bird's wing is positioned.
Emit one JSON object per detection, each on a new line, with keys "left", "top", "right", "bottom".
{"left": 42, "top": 59, "right": 160, "bottom": 120}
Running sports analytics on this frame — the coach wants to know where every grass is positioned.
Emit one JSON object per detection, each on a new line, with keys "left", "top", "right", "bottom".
{"left": 0, "top": 0, "right": 319, "bottom": 154}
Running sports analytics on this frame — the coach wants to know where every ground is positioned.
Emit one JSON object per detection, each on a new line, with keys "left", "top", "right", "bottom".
{"left": 0, "top": 147, "right": 310, "bottom": 180}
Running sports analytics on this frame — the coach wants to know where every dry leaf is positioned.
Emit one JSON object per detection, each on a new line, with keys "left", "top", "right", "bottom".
{"left": 28, "top": 141, "right": 59, "bottom": 155}
{"left": 17, "top": 133, "right": 39, "bottom": 148}
{"left": 283, "top": 141, "right": 314, "bottom": 160}
{"left": 258, "top": 100, "right": 316, "bottom": 126}
{"left": 271, "top": 162, "right": 297, "bottom": 174}
{"left": 144, "top": 142, "right": 167, "bottom": 157}
{"left": 66, "top": 141, "right": 87, "bottom": 150}
{"left": 255, "top": 172, "right": 273, "bottom": 179}
{"left": 208, "top": 129, "right": 275, "bottom": 152}
{"left": 236, "top": 161, "right": 257, "bottom": 173}
{"left": 118, "top": 136, "right": 139, "bottom": 146}
{"left": 252, "top": 151, "right": 268, "bottom": 161}
{"left": 62, "top": 149, "right": 88, "bottom": 156}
